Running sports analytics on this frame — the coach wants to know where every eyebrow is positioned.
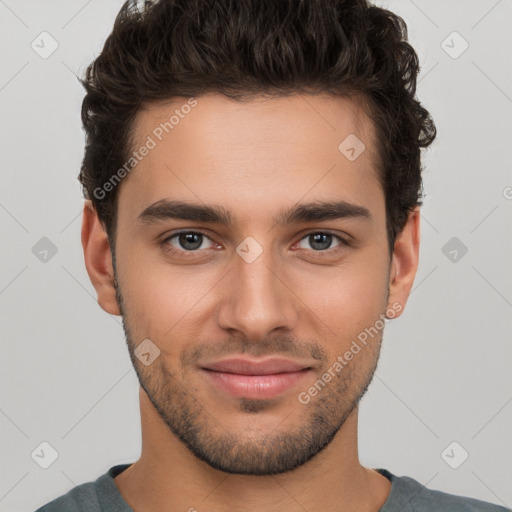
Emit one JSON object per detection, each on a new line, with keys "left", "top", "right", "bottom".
{"left": 137, "top": 199, "right": 371, "bottom": 226}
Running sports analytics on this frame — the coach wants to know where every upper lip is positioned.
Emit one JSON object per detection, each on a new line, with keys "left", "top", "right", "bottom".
{"left": 201, "top": 357, "right": 312, "bottom": 376}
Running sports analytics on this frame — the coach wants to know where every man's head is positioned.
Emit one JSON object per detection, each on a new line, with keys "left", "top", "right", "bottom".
{"left": 79, "top": 0, "right": 435, "bottom": 252}
{"left": 81, "top": 0, "right": 435, "bottom": 476}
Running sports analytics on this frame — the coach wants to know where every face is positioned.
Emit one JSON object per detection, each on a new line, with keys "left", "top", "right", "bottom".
{"left": 98, "top": 92, "right": 407, "bottom": 475}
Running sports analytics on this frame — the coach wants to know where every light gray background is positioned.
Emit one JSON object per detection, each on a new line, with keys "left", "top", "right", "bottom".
{"left": 1, "top": 1, "right": 511, "bottom": 511}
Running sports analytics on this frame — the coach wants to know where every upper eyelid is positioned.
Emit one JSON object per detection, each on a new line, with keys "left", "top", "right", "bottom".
{"left": 162, "top": 229, "right": 216, "bottom": 244}
{"left": 296, "top": 232, "right": 347, "bottom": 246}
{"left": 162, "top": 229, "right": 348, "bottom": 249}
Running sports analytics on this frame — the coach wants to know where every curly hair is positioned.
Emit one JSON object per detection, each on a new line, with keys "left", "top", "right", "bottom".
{"left": 79, "top": 0, "right": 436, "bottom": 252}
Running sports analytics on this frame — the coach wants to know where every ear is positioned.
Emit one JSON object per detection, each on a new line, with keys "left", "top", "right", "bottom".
{"left": 386, "top": 207, "right": 420, "bottom": 318}
{"left": 81, "top": 200, "right": 120, "bottom": 316}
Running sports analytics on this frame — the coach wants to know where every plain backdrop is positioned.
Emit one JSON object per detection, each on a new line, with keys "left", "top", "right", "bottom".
{"left": 0, "top": 1, "right": 511, "bottom": 511}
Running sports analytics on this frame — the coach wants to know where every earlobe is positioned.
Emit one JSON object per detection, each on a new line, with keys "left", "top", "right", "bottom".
{"left": 386, "top": 207, "right": 420, "bottom": 318}
{"left": 81, "top": 200, "right": 121, "bottom": 316}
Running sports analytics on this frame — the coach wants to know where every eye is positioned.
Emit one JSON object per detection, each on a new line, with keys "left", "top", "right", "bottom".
{"left": 160, "top": 230, "right": 350, "bottom": 259}
{"left": 163, "top": 231, "right": 216, "bottom": 252}
{"left": 296, "top": 232, "right": 347, "bottom": 252}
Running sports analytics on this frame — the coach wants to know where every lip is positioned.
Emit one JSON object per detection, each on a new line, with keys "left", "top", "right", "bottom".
{"left": 200, "top": 357, "right": 313, "bottom": 400}
{"left": 201, "top": 357, "right": 312, "bottom": 375}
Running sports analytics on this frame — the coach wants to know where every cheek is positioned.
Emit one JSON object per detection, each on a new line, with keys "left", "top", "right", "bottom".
{"left": 116, "top": 244, "right": 220, "bottom": 338}
{"left": 116, "top": 232, "right": 390, "bottom": 348}
{"left": 295, "top": 253, "right": 390, "bottom": 341}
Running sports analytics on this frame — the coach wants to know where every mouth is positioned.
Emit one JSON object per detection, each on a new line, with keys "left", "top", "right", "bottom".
{"left": 200, "top": 357, "right": 314, "bottom": 400}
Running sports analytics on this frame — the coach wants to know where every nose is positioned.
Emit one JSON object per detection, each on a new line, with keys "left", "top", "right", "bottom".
{"left": 216, "top": 248, "right": 299, "bottom": 341}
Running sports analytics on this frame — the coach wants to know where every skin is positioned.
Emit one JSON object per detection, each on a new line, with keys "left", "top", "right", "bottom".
{"left": 82, "top": 92, "right": 420, "bottom": 511}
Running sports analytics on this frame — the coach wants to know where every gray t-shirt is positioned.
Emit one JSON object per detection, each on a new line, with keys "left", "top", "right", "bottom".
{"left": 34, "top": 464, "right": 510, "bottom": 511}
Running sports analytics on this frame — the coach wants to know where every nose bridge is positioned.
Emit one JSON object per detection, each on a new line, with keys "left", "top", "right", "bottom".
{"left": 216, "top": 243, "right": 298, "bottom": 338}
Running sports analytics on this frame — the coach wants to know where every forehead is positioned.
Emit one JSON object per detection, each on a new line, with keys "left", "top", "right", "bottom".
{"left": 119, "top": 92, "right": 382, "bottom": 222}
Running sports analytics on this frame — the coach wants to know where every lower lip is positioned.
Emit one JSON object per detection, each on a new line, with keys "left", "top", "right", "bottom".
{"left": 201, "top": 369, "right": 312, "bottom": 400}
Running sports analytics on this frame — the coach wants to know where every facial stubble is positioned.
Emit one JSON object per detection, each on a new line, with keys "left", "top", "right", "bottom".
{"left": 111, "top": 261, "right": 384, "bottom": 475}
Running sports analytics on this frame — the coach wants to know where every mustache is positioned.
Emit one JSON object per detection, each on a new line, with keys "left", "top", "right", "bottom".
{"left": 180, "top": 336, "right": 327, "bottom": 368}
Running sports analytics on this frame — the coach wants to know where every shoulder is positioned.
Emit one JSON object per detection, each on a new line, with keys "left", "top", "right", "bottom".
{"left": 33, "top": 464, "right": 132, "bottom": 512}
{"left": 378, "top": 469, "right": 511, "bottom": 512}
{"left": 33, "top": 481, "right": 99, "bottom": 512}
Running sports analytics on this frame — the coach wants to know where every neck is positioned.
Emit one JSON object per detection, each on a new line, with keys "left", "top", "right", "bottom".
{"left": 114, "top": 387, "right": 391, "bottom": 512}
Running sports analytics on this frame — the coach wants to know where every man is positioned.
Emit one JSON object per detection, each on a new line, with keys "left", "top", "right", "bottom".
{"left": 35, "top": 0, "right": 509, "bottom": 510}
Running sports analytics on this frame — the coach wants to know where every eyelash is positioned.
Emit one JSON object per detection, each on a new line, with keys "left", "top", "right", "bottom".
{"left": 160, "top": 230, "right": 351, "bottom": 259}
